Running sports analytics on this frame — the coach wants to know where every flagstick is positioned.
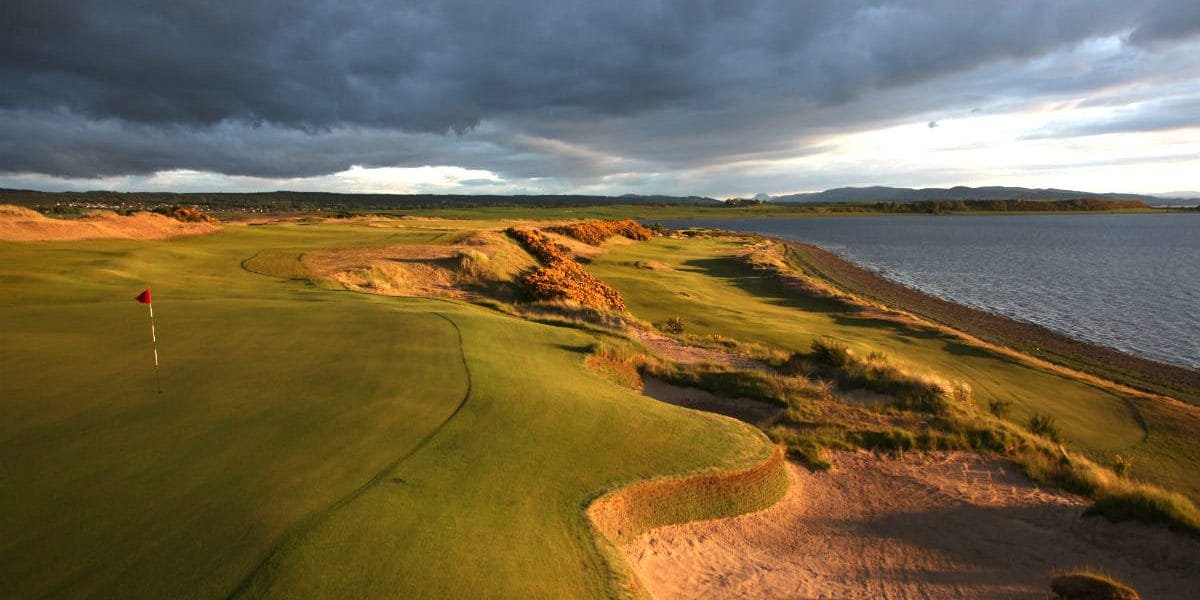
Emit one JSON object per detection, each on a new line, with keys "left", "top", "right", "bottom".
{"left": 147, "top": 299, "right": 162, "bottom": 394}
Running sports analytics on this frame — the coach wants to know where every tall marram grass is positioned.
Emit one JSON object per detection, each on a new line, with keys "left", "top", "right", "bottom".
{"left": 800, "top": 338, "right": 973, "bottom": 415}
{"left": 588, "top": 330, "right": 1200, "bottom": 539}
{"left": 778, "top": 339, "right": 1200, "bottom": 538}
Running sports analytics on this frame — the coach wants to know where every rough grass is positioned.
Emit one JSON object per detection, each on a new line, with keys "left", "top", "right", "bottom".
{"left": 586, "top": 235, "right": 1200, "bottom": 502}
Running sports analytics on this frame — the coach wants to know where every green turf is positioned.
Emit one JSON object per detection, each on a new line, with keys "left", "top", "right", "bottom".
{"left": 0, "top": 224, "right": 774, "bottom": 599}
{"left": 586, "top": 236, "right": 1200, "bottom": 500}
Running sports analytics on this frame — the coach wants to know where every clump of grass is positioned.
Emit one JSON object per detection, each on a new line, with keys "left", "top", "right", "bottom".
{"left": 679, "top": 333, "right": 789, "bottom": 364}
{"left": 1087, "top": 483, "right": 1200, "bottom": 536}
{"left": 803, "top": 338, "right": 972, "bottom": 416}
{"left": 1113, "top": 454, "right": 1133, "bottom": 478}
{"left": 660, "top": 315, "right": 686, "bottom": 334}
{"left": 456, "top": 249, "right": 494, "bottom": 283}
{"left": 810, "top": 337, "right": 853, "bottom": 367}
{"left": 646, "top": 361, "right": 824, "bottom": 408}
{"left": 766, "top": 427, "right": 838, "bottom": 470}
{"left": 1051, "top": 569, "right": 1140, "bottom": 599}
{"left": 1027, "top": 413, "right": 1062, "bottom": 442}
{"left": 585, "top": 339, "right": 648, "bottom": 390}
{"left": 988, "top": 398, "right": 1013, "bottom": 418}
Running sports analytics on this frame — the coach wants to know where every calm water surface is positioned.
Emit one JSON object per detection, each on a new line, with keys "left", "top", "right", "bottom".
{"left": 662, "top": 214, "right": 1200, "bottom": 369}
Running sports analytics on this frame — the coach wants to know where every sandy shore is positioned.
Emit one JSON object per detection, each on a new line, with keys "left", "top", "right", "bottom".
{"left": 784, "top": 241, "right": 1200, "bottom": 405}
{"left": 623, "top": 452, "right": 1200, "bottom": 599}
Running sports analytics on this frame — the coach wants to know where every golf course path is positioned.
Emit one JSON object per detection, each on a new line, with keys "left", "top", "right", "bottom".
{"left": 225, "top": 311, "right": 472, "bottom": 600}
{"left": 624, "top": 452, "right": 1200, "bottom": 599}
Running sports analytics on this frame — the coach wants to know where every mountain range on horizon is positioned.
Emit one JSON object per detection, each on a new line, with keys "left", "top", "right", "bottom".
{"left": 768, "top": 185, "right": 1196, "bottom": 206}
{"left": 3, "top": 185, "right": 1197, "bottom": 208}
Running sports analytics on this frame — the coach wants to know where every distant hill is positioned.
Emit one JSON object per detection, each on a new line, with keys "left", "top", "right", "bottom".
{"left": 0, "top": 189, "right": 721, "bottom": 212}
{"left": 1149, "top": 191, "right": 1200, "bottom": 200}
{"left": 773, "top": 186, "right": 1177, "bottom": 205}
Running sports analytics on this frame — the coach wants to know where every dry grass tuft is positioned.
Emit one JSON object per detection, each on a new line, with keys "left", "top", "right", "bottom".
{"left": 1051, "top": 569, "right": 1140, "bottom": 599}
{"left": 0, "top": 204, "right": 41, "bottom": 217}
{"left": 0, "top": 206, "right": 219, "bottom": 241}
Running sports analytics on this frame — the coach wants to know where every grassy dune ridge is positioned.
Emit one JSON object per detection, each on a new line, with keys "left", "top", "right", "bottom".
{"left": 780, "top": 241, "right": 1200, "bottom": 405}
{"left": 584, "top": 234, "right": 1200, "bottom": 502}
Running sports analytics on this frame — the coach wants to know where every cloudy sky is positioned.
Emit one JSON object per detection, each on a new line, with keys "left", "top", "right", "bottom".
{"left": 2, "top": 1, "right": 1198, "bottom": 197}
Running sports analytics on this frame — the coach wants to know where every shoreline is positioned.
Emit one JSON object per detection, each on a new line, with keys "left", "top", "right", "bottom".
{"left": 782, "top": 241, "right": 1200, "bottom": 405}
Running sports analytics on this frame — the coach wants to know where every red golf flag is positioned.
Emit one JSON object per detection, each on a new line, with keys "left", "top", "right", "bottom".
{"left": 135, "top": 288, "right": 152, "bottom": 304}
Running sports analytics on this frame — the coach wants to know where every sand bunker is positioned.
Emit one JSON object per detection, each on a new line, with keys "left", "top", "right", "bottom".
{"left": 631, "top": 329, "right": 767, "bottom": 372}
{"left": 305, "top": 244, "right": 464, "bottom": 297}
{"left": 0, "top": 205, "right": 219, "bottom": 241}
{"left": 641, "top": 376, "right": 782, "bottom": 427}
{"left": 624, "top": 452, "right": 1200, "bottom": 599}
{"left": 302, "top": 232, "right": 534, "bottom": 299}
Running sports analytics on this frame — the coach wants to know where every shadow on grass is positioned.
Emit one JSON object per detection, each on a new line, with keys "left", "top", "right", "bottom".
{"left": 680, "top": 256, "right": 844, "bottom": 314}
{"left": 681, "top": 256, "right": 1016, "bottom": 355}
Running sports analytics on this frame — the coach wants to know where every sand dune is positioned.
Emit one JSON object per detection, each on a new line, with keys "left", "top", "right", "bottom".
{"left": 624, "top": 452, "right": 1200, "bottom": 599}
{"left": 0, "top": 205, "right": 218, "bottom": 241}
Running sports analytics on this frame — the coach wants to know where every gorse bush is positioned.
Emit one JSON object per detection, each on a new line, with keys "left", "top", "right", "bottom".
{"left": 154, "top": 205, "right": 219, "bottom": 223}
{"left": 507, "top": 227, "right": 628, "bottom": 310}
{"left": 547, "top": 219, "right": 652, "bottom": 245}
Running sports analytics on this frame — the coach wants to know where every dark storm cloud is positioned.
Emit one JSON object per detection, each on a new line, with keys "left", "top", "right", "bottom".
{"left": 1026, "top": 95, "right": 1200, "bottom": 139}
{"left": 1, "top": 0, "right": 1199, "bottom": 181}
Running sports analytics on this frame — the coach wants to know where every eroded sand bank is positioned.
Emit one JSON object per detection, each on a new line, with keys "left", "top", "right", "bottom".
{"left": 624, "top": 452, "right": 1200, "bottom": 599}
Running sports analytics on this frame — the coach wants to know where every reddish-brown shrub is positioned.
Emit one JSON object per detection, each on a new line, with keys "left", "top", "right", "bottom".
{"left": 507, "top": 227, "right": 627, "bottom": 310}
{"left": 547, "top": 219, "right": 652, "bottom": 245}
{"left": 156, "top": 205, "right": 219, "bottom": 223}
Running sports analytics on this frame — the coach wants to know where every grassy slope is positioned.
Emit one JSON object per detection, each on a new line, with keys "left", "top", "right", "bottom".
{"left": 0, "top": 223, "right": 772, "bottom": 599}
{"left": 586, "top": 236, "right": 1200, "bottom": 500}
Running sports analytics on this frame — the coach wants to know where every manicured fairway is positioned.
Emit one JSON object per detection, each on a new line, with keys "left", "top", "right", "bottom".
{"left": 0, "top": 224, "right": 774, "bottom": 599}
{"left": 587, "top": 236, "right": 1200, "bottom": 499}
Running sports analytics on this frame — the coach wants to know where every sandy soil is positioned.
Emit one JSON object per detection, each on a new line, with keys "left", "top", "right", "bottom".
{"left": 624, "top": 452, "right": 1200, "bottom": 599}
{"left": 305, "top": 244, "right": 464, "bottom": 298}
{"left": 631, "top": 329, "right": 767, "bottom": 372}
{"left": 0, "top": 206, "right": 219, "bottom": 241}
{"left": 641, "top": 376, "right": 782, "bottom": 426}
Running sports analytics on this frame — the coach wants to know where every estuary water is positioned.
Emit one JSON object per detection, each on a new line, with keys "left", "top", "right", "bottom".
{"left": 661, "top": 214, "right": 1200, "bottom": 369}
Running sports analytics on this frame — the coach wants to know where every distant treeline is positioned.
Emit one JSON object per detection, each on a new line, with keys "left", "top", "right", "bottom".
{"left": 0, "top": 189, "right": 720, "bottom": 213}
{"left": 868, "top": 198, "right": 1150, "bottom": 213}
